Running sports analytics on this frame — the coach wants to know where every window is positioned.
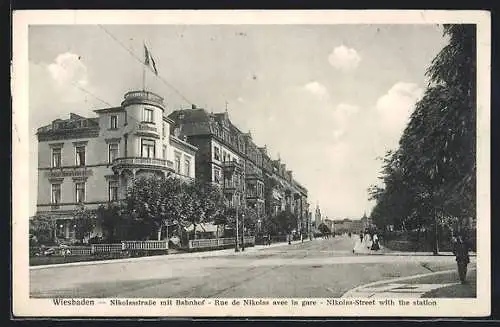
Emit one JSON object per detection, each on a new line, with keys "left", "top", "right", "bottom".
{"left": 214, "top": 167, "right": 221, "bottom": 183}
{"left": 174, "top": 153, "right": 181, "bottom": 173}
{"left": 214, "top": 146, "right": 220, "bottom": 161}
{"left": 75, "top": 146, "right": 86, "bottom": 166}
{"left": 162, "top": 145, "right": 167, "bottom": 159}
{"left": 108, "top": 143, "right": 119, "bottom": 163}
{"left": 110, "top": 115, "right": 118, "bottom": 129}
{"left": 141, "top": 139, "right": 155, "bottom": 158}
{"left": 52, "top": 148, "right": 62, "bottom": 168}
{"left": 184, "top": 158, "right": 191, "bottom": 176}
{"left": 51, "top": 184, "right": 61, "bottom": 204}
{"left": 162, "top": 123, "right": 166, "bottom": 138}
{"left": 222, "top": 151, "right": 227, "bottom": 162}
{"left": 108, "top": 180, "right": 119, "bottom": 201}
{"left": 143, "top": 108, "right": 154, "bottom": 123}
{"left": 75, "top": 182, "right": 85, "bottom": 203}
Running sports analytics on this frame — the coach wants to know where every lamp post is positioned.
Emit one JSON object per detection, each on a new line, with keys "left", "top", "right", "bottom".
{"left": 234, "top": 201, "right": 240, "bottom": 252}
{"left": 241, "top": 209, "right": 246, "bottom": 252}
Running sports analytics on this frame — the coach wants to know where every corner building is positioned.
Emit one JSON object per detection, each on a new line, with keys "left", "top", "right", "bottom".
{"left": 36, "top": 91, "right": 197, "bottom": 240}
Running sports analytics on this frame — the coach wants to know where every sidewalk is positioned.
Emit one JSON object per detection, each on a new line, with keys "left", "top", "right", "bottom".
{"left": 342, "top": 266, "right": 477, "bottom": 298}
{"left": 30, "top": 239, "right": 308, "bottom": 270}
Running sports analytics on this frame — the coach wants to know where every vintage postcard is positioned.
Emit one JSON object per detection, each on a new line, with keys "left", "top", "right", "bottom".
{"left": 12, "top": 10, "right": 491, "bottom": 317}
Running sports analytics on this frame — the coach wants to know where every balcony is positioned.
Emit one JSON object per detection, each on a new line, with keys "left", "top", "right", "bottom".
{"left": 246, "top": 171, "right": 263, "bottom": 181}
{"left": 135, "top": 122, "right": 160, "bottom": 138}
{"left": 223, "top": 181, "right": 240, "bottom": 194}
{"left": 222, "top": 160, "right": 243, "bottom": 175}
{"left": 112, "top": 157, "right": 173, "bottom": 174}
{"left": 121, "top": 90, "right": 165, "bottom": 109}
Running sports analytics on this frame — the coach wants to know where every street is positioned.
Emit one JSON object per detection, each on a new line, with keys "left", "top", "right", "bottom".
{"left": 30, "top": 235, "right": 467, "bottom": 298}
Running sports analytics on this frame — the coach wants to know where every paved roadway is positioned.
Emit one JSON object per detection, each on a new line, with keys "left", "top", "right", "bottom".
{"left": 30, "top": 235, "right": 463, "bottom": 298}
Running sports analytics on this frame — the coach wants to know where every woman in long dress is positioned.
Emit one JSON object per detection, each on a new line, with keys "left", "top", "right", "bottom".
{"left": 364, "top": 232, "right": 372, "bottom": 250}
{"left": 353, "top": 232, "right": 366, "bottom": 254}
{"left": 371, "top": 233, "right": 380, "bottom": 251}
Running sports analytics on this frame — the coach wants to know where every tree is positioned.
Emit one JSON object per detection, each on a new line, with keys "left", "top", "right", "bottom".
{"left": 29, "top": 214, "right": 56, "bottom": 245}
{"left": 96, "top": 203, "right": 126, "bottom": 242}
{"left": 242, "top": 206, "right": 258, "bottom": 235}
{"left": 369, "top": 25, "right": 476, "bottom": 254}
{"left": 73, "top": 205, "right": 97, "bottom": 244}
{"left": 181, "top": 181, "right": 225, "bottom": 240}
{"left": 318, "top": 223, "right": 331, "bottom": 235}
{"left": 125, "top": 175, "right": 185, "bottom": 241}
{"left": 272, "top": 209, "right": 297, "bottom": 235}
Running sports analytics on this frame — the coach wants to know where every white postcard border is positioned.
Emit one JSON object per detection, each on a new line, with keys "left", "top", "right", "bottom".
{"left": 12, "top": 9, "right": 491, "bottom": 317}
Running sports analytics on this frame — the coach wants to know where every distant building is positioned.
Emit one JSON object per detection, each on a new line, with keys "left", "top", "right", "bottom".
{"left": 333, "top": 218, "right": 353, "bottom": 234}
{"left": 314, "top": 204, "right": 322, "bottom": 230}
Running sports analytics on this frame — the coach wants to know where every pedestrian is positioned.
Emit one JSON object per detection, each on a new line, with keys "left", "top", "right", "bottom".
{"left": 451, "top": 234, "right": 458, "bottom": 255}
{"left": 359, "top": 231, "right": 364, "bottom": 243}
{"left": 364, "top": 232, "right": 372, "bottom": 249}
{"left": 371, "top": 233, "right": 380, "bottom": 251}
{"left": 455, "top": 233, "right": 470, "bottom": 284}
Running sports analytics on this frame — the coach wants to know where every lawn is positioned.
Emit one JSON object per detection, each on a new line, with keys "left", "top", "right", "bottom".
{"left": 422, "top": 270, "right": 477, "bottom": 298}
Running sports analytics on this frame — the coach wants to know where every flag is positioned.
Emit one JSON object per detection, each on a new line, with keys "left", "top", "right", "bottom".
{"left": 144, "top": 43, "right": 158, "bottom": 75}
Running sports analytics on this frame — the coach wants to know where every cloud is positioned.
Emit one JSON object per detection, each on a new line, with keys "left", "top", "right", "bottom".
{"left": 47, "top": 52, "right": 88, "bottom": 88}
{"left": 328, "top": 45, "right": 361, "bottom": 71}
{"left": 304, "top": 81, "right": 329, "bottom": 99}
{"left": 375, "top": 82, "right": 423, "bottom": 137}
{"left": 332, "top": 103, "right": 359, "bottom": 126}
{"left": 237, "top": 97, "right": 244, "bottom": 103}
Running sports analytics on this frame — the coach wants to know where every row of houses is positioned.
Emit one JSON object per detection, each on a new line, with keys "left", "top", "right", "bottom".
{"left": 35, "top": 90, "right": 310, "bottom": 241}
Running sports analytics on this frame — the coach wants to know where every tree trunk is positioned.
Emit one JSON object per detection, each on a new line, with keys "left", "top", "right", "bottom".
{"left": 433, "top": 213, "right": 439, "bottom": 255}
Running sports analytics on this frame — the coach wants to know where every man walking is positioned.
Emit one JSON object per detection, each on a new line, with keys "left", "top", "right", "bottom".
{"left": 454, "top": 233, "right": 470, "bottom": 284}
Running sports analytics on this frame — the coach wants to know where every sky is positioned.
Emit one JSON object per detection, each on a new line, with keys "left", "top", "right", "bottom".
{"left": 28, "top": 24, "right": 449, "bottom": 220}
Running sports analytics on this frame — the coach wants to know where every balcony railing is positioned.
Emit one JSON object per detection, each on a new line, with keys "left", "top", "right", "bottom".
{"left": 137, "top": 122, "right": 158, "bottom": 133}
{"left": 122, "top": 90, "right": 164, "bottom": 108}
{"left": 222, "top": 160, "right": 243, "bottom": 175}
{"left": 113, "top": 157, "right": 168, "bottom": 168}
{"left": 124, "top": 90, "right": 164, "bottom": 103}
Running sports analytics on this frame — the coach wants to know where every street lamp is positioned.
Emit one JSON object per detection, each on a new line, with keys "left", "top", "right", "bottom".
{"left": 241, "top": 211, "right": 246, "bottom": 252}
{"left": 235, "top": 197, "right": 240, "bottom": 252}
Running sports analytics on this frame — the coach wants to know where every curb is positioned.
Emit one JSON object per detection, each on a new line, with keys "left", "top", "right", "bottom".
{"left": 30, "top": 240, "right": 308, "bottom": 270}
{"left": 341, "top": 267, "right": 477, "bottom": 298}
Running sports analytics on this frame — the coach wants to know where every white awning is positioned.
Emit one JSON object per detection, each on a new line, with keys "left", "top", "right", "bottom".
{"left": 184, "top": 222, "right": 218, "bottom": 233}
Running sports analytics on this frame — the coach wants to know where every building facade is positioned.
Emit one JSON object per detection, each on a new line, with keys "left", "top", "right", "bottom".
{"left": 168, "top": 108, "right": 310, "bottom": 235}
{"left": 35, "top": 90, "right": 197, "bottom": 240}
{"left": 35, "top": 89, "right": 310, "bottom": 240}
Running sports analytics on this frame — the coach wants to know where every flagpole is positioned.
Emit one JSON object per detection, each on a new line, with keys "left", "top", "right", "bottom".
{"left": 142, "top": 41, "right": 146, "bottom": 91}
{"left": 142, "top": 63, "right": 146, "bottom": 91}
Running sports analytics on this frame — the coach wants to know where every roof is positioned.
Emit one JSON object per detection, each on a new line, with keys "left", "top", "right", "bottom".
{"left": 168, "top": 109, "right": 213, "bottom": 136}
{"left": 93, "top": 107, "right": 124, "bottom": 114}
